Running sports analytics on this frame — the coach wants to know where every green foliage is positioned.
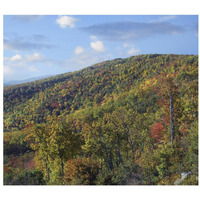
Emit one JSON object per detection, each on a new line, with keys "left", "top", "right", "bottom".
{"left": 182, "top": 121, "right": 198, "bottom": 174}
{"left": 4, "top": 131, "right": 30, "bottom": 155}
{"left": 155, "top": 143, "right": 175, "bottom": 178}
{"left": 25, "top": 118, "right": 82, "bottom": 184}
{"left": 181, "top": 174, "right": 198, "bottom": 185}
{"left": 4, "top": 54, "right": 197, "bottom": 132}
{"left": 95, "top": 161, "right": 138, "bottom": 185}
{"left": 4, "top": 169, "right": 45, "bottom": 185}
{"left": 3, "top": 54, "right": 198, "bottom": 185}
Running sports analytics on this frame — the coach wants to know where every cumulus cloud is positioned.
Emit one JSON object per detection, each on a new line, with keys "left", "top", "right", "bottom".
{"left": 81, "top": 21, "right": 185, "bottom": 41}
{"left": 10, "top": 54, "right": 22, "bottom": 61}
{"left": 56, "top": 16, "right": 77, "bottom": 28}
{"left": 4, "top": 53, "right": 48, "bottom": 80}
{"left": 90, "top": 40, "right": 105, "bottom": 52}
{"left": 4, "top": 53, "right": 44, "bottom": 63}
{"left": 26, "top": 53, "right": 44, "bottom": 61}
{"left": 75, "top": 46, "right": 85, "bottom": 55}
{"left": 116, "top": 43, "right": 141, "bottom": 57}
{"left": 127, "top": 46, "right": 141, "bottom": 55}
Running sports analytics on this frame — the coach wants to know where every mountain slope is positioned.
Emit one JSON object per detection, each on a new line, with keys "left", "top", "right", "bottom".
{"left": 4, "top": 54, "right": 198, "bottom": 185}
{"left": 4, "top": 54, "right": 197, "bottom": 131}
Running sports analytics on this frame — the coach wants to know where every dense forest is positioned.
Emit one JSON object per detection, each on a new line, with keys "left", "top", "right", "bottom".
{"left": 3, "top": 54, "right": 198, "bottom": 185}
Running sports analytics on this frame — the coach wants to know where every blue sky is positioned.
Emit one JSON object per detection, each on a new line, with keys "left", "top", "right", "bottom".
{"left": 3, "top": 15, "right": 198, "bottom": 81}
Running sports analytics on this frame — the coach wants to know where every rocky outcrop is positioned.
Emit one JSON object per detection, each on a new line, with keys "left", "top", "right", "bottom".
{"left": 174, "top": 171, "right": 192, "bottom": 185}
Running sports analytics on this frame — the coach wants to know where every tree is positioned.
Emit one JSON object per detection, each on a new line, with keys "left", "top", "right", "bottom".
{"left": 25, "top": 117, "right": 82, "bottom": 183}
{"left": 63, "top": 157, "right": 100, "bottom": 185}
{"left": 48, "top": 117, "right": 81, "bottom": 179}
{"left": 155, "top": 72, "right": 180, "bottom": 146}
{"left": 81, "top": 119, "right": 114, "bottom": 171}
{"left": 25, "top": 124, "right": 51, "bottom": 182}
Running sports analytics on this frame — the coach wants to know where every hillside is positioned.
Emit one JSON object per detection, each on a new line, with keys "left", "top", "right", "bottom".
{"left": 3, "top": 54, "right": 198, "bottom": 185}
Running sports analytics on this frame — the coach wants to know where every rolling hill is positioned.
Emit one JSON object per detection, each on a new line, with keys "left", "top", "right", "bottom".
{"left": 3, "top": 54, "right": 198, "bottom": 185}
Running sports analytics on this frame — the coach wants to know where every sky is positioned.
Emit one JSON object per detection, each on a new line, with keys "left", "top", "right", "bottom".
{"left": 3, "top": 15, "right": 198, "bottom": 81}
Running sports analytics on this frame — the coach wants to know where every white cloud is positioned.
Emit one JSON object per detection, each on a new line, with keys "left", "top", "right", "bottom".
{"left": 75, "top": 46, "right": 85, "bottom": 55}
{"left": 4, "top": 52, "right": 46, "bottom": 80}
{"left": 127, "top": 46, "right": 141, "bottom": 55}
{"left": 56, "top": 16, "right": 76, "bottom": 28}
{"left": 90, "top": 40, "right": 105, "bottom": 52}
{"left": 26, "top": 53, "right": 44, "bottom": 61}
{"left": 10, "top": 54, "right": 22, "bottom": 61}
{"left": 4, "top": 53, "right": 44, "bottom": 63}
{"left": 117, "top": 43, "right": 141, "bottom": 56}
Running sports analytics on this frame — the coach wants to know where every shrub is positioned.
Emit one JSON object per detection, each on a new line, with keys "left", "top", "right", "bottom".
{"left": 63, "top": 157, "right": 100, "bottom": 185}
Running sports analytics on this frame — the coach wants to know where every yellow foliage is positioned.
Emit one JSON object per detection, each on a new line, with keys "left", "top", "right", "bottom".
{"left": 139, "top": 77, "right": 157, "bottom": 91}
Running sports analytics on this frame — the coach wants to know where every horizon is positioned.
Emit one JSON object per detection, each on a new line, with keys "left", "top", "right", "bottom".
{"left": 4, "top": 15, "right": 198, "bottom": 81}
{"left": 3, "top": 53, "right": 197, "bottom": 86}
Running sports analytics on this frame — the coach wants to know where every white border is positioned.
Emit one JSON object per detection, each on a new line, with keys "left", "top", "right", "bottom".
{"left": 1, "top": 1, "right": 199, "bottom": 200}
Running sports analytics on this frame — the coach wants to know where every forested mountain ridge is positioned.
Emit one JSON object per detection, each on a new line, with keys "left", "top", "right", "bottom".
{"left": 4, "top": 54, "right": 198, "bottom": 185}
{"left": 4, "top": 54, "right": 197, "bottom": 131}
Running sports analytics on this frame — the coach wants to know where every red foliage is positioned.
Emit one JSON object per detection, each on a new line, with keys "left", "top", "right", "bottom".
{"left": 61, "top": 84, "right": 67, "bottom": 89}
{"left": 179, "top": 123, "right": 189, "bottom": 134}
{"left": 9, "top": 157, "right": 24, "bottom": 169}
{"left": 51, "top": 101, "right": 58, "bottom": 109}
{"left": 26, "top": 159, "right": 35, "bottom": 169}
{"left": 4, "top": 165, "right": 13, "bottom": 173}
{"left": 151, "top": 122, "right": 166, "bottom": 143}
{"left": 158, "top": 98, "right": 168, "bottom": 106}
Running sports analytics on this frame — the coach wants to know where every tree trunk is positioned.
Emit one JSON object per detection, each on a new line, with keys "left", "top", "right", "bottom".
{"left": 116, "top": 132, "right": 123, "bottom": 165}
{"left": 103, "top": 143, "right": 113, "bottom": 171}
{"left": 100, "top": 135, "right": 113, "bottom": 170}
{"left": 60, "top": 158, "right": 64, "bottom": 177}
{"left": 126, "top": 131, "right": 134, "bottom": 156}
{"left": 46, "top": 162, "right": 50, "bottom": 182}
{"left": 170, "top": 92, "right": 175, "bottom": 146}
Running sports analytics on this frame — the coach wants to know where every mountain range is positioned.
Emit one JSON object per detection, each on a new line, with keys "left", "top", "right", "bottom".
{"left": 4, "top": 54, "right": 198, "bottom": 185}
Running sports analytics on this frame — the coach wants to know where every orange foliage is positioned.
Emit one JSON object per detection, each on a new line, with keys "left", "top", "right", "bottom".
{"left": 63, "top": 157, "right": 99, "bottom": 185}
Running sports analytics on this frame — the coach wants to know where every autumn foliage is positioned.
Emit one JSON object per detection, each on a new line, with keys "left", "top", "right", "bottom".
{"left": 63, "top": 157, "right": 100, "bottom": 185}
{"left": 4, "top": 54, "right": 198, "bottom": 185}
{"left": 151, "top": 122, "right": 166, "bottom": 143}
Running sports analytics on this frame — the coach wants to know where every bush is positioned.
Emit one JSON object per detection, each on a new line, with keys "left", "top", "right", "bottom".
{"left": 181, "top": 174, "right": 198, "bottom": 185}
{"left": 95, "top": 161, "right": 137, "bottom": 185}
{"left": 182, "top": 121, "right": 198, "bottom": 173}
{"left": 4, "top": 170, "right": 45, "bottom": 185}
{"left": 63, "top": 157, "right": 100, "bottom": 185}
